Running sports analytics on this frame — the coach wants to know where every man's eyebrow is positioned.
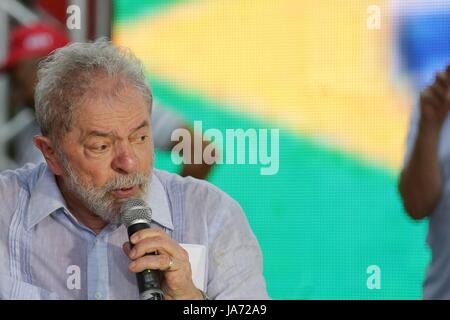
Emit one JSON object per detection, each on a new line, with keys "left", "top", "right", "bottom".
{"left": 85, "top": 130, "right": 114, "bottom": 138}
{"left": 130, "top": 120, "right": 149, "bottom": 133}
{"left": 83, "top": 120, "right": 149, "bottom": 140}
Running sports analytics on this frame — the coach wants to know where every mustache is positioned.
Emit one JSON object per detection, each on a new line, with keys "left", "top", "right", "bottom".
{"left": 101, "top": 173, "right": 149, "bottom": 193}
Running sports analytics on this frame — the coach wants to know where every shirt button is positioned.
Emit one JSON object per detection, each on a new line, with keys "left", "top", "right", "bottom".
{"left": 95, "top": 292, "right": 102, "bottom": 300}
{"left": 94, "top": 239, "right": 101, "bottom": 246}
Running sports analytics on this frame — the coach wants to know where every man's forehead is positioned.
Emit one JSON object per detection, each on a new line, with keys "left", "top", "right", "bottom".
{"left": 72, "top": 101, "right": 150, "bottom": 137}
{"left": 64, "top": 76, "right": 150, "bottom": 136}
{"left": 78, "top": 74, "right": 149, "bottom": 107}
{"left": 76, "top": 83, "right": 149, "bottom": 116}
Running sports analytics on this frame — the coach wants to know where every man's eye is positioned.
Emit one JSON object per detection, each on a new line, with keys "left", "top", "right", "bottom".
{"left": 91, "top": 144, "right": 109, "bottom": 152}
{"left": 133, "top": 135, "right": 148, "bottom": 143}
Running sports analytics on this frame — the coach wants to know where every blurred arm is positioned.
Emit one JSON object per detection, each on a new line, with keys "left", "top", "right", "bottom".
{"left": 399, "top": 119, "right": 443, "bottom": 220}
{"left": 399, "top": 69, "right": 450, "bottom": 220}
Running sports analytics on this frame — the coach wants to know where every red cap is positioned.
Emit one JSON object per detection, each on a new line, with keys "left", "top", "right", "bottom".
{"left": 0, "top": 22, "right": 70, "bottom": 72}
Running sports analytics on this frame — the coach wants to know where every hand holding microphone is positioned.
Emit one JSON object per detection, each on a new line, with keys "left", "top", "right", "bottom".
{"left": 121, "top": 198, "right": 203, "bottom": 300}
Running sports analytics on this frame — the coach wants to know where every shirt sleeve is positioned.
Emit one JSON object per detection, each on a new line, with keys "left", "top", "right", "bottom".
{"left": 158, "top": 170, "right": 270, "bottom": 299}
{"left": 0, "top": 170, "right": 21, "bottom": 217}
{"left": 206, "top": 194, "right": 270, "bottom": 300}
{"left": 0, "top": 169, "right": 22, "bottom": 274}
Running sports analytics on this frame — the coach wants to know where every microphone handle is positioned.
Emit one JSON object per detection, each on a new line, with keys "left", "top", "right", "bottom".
{"left": 127, "top": 222, "right": 164, "bottom": 300}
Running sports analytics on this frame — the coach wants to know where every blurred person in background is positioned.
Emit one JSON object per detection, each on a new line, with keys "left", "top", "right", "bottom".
{"left": 1, "top": 22, "right": 213, "bottom": 180}
{"left": 1, "top": 22, "right": 70, "bottom": 165}
{"left": 396, "top": 0, "right": 450, "bottom": 299}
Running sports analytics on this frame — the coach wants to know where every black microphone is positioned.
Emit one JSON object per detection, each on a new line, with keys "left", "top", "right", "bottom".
{"left": 120, "top": 198, "right": 164, "bottom": 300}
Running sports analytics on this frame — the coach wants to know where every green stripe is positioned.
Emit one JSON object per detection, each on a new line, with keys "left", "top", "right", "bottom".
{"left": 149, "top": 75, "right": 430, "bottom": 299}
{"left": 113, "top": 0, "right": 193, "bottom": 24}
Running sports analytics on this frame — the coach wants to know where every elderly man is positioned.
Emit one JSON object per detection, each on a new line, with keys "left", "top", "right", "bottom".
{"left": 0, "top": 40, "right": 268, "bottom": 300}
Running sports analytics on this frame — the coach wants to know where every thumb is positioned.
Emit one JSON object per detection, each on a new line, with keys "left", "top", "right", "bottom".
{"left": 122, "top": 241, "right": 132, "bottom": 257}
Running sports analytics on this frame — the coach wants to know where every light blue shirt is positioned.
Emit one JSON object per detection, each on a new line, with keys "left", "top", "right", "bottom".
{"left": 0, "top": 163, "right": 268, "bottom": 300}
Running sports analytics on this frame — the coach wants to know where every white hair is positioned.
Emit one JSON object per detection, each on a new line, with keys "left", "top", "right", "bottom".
{"left": 34, "top": 39, "right": 152, "bottom": 140}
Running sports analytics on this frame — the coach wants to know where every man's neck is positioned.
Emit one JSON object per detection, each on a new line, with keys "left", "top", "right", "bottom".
{"left": 56, "top": 176, "right": 108, "bottom": 235}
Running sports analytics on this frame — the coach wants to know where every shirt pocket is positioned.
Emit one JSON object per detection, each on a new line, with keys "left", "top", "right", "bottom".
{"left": 0, "top": 274, "right": 60, "bottom": 300}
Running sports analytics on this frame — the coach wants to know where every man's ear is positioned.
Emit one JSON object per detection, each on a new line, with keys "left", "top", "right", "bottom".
{"left": 33, "top": 135, "right": 64, "bottom": 176}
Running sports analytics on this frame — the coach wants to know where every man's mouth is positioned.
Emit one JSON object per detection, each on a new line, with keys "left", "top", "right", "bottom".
{"left": 110, "top": 186, "right": 139, "bottom": 198}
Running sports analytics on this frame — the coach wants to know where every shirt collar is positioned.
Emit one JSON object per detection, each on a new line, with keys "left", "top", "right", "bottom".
{"left": 144, "top": 171, "right": 174, "bottom": 231}
{"left": 26, "top": 164, "right": 173, "bottom": 231}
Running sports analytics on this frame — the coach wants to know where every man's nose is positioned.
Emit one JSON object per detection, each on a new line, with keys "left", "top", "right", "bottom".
{"left": 111, "top": 142, "right": 138, "bottom": 174}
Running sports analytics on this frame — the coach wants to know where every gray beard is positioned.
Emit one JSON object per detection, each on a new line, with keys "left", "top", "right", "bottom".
{"left": 60, "top": 157, "right": 151, "bottom": 225}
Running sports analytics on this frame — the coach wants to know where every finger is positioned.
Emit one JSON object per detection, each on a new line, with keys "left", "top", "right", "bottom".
{"left": 123, "top": 241, "right": 132, "bottom": 256}
{"left": 435, "top": 71, "right": 448, "bottom": 89}
{"left": 130, "top": 228, "right": 169, "bottom": 245}
{"left": 129, "top": 237, "right": 180, "bottom": 260}
{"left": 129, "top": 254, "right": 179, "bottom": 273}
{"left": 421, "top": 88, "right": 442, "bottom": 108}
{"left": 434, "top": 72, "right": 449, "bottom": 101}
{"left": 429, "top": 83, "right": 446, "bottom": 105}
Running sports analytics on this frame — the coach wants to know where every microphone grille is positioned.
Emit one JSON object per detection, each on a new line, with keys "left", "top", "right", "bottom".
{"left": 120, "top": 198, "right": 152, "bottom": 227}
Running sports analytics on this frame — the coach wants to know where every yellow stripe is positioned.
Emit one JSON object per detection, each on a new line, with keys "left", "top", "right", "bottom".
{"left": 114, "top": 0, "right": 411, "bottom": 170}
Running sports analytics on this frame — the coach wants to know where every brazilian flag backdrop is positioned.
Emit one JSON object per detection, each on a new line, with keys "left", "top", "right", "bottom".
{"left": 113, "top": 0, "right": 429, "bottom": 299}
